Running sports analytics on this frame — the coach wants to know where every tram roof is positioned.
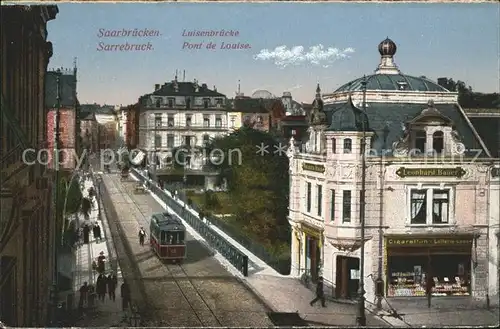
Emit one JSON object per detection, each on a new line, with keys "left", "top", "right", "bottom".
{"left": 151, "top": 212, "right": 185, "bottom": 231}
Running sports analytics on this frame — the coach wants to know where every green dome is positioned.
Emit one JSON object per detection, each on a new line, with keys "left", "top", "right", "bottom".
{"left": 335, "top": 74, "right": 450, "bottom": 93}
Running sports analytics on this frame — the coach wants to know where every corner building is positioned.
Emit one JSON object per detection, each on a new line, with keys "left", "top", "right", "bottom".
{"left": 288, "top": 38, "right": 500, "bottom": 304}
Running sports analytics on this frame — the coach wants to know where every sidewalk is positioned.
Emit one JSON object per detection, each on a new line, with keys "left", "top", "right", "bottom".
{"left": 131, "top": 170, "right": 391, "bottom": 327}
{"left": 71, "top": 176, "right": 127, "bottom": 327}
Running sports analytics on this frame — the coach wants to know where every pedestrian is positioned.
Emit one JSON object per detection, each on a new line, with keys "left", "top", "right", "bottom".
{"left": 96, "top": 274, "right": 107, "bottom": 302}
{"left": 107, "top": 271, "right": 118, "bottom": 301}
{"left": 121, "top": 280, "right": 131, "bottom": 311}
{"left": 83, "top": 225, "right": 90, "bottom": 244}
{"left": 138, "top": 227, "right": 146, "bottom": 246}
{"left": 97, "top": 251, "right": 106, "bottom": 273}
{"left": 309, "top": 276, "right": 326, "bottom": 307}
{"left": 93, "top": 223, "right": 102, "bottom": 241}
{"left": 78, "top": 282, "right": 89, "bottom": 309}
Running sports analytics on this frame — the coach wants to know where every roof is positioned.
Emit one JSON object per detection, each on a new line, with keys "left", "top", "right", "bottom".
{"left": 78, "top": 110, "right": 96, "bottom": 121}
{"left": 152, "top": 81, "right": 226, "bottom": 97}
{"left": 335, "top": 74, "right": 450, "bottom": 93}
{"left": 151, "top": 212, "right": 185, "bottom": 231}
{"left": 228, "top": 98, "right": 270, "bottom": 113}
{"left": 324, "top": 101, "right": 488, "bottom": 157}
{"left": 45, "top": 70, "right": 78, "bottom": 108}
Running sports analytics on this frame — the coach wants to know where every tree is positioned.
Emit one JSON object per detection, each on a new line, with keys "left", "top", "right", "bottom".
{"left": 437, "top": 77, "right": 500, "bottom": 108}
{"left": 206, "top": 127, "right": 290, "bottom": 245}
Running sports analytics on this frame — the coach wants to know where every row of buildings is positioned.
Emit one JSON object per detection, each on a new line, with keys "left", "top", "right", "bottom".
{"left": 287, "top": 38, "right": 500, "bottom": 306}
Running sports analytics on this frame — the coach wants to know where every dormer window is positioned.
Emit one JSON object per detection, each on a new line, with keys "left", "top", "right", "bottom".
{"left": 168, "top": 98, "right": 174, "bottom": 108}
{"left": 332, "top": 138, "right": 337, "bottom": 153}
{"left": 155, "top": 98, "right": 161, "bottom": 108}
{"left": 433, "top": 131, "right": 444, "bottom": 154}
{"left": 343, "top": 138, "right": 352, "bottom": 154}
{"left": 397, "top": 81, "right": 408, "bottom": 90}
{"left": 414, "top": 130, "right": 426, "bottom": 153}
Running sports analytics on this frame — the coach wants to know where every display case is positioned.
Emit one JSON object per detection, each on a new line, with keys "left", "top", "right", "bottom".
{"left": 431, "top": 276, "right": 470, "bottom": 296}
{"left": 388, "top": 271, "right": 426, "bottom": 297}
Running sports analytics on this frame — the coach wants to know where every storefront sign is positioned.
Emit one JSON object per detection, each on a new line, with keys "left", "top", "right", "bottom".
{"left": 302, "top": 163, "right": 325, "bottom": 173}
{"left": 396, "top": 167, "right": 466, "bottom": 178}
{"left": 492, "top": 168, "right": 500, "bottom": 178}
{"left": 387, "top": 237, "right": 473, "bottom": 247}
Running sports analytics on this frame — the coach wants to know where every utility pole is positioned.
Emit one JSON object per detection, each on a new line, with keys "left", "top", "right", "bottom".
{"left": 356, "top": 76, "right": 368, "bottom": 327}
{"left": 50, "top": 68, "right": 62, "bottom": 325}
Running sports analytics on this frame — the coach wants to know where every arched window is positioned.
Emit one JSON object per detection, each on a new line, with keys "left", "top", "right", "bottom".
{"left": 332, "top": 138, "right": 336, "bottom": 153}
{"left": 433, "top": 131, "right": 444, "bottom": 154}
{"left": 343, "top": 138, "right": 352, "bottom": 154}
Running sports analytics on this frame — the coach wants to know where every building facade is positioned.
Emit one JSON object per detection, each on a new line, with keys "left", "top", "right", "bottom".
{"left": 288, "top": 38, "right": 499, "bottom": 305}
{"left": 45, "top": 68, "right": 79, "bottom": 170}
{"left": 0, "top": 5, "right": 58, "bottom": 326}
{"left": 78, "top": 108, "right": 98, "bottom": 154}
{"left": 138, "top": 77, "right": 228, "bottom": 169}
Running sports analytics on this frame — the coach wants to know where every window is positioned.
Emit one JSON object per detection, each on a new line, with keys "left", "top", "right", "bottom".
{"left": 185, "top": 115, "right": 192, "bottom": 127}
{"left": 343, "top": 138, "right": 352, "bottom": 154}
{"left": 185, "top": 97, "right": 191, "bottom": 109}
{"left": 433, "top": 131, "right": 444, "bottom": 154}
{"left": 230, "top": 116, "right": 236, "bottom": 128}
{"left": 415, "top": 130, "right": 426, "bottom": 153}
{"left": 306, "top": 182, "right": 312, "bottom": 213}
{"left": 167, "top": 115, "right": 174, "bottom": 127}
{"left": 203, "top": 134, "right": 210, "bottom": 146}
{"left": 330, "top": 189, "right": 335, "bottom": 221}
{"left": 155, "top": 114, "right": 162, "bottom": 127}
{"left": 410, "top": 188, "right": 451, "bottom": 225}
{"left": 317, "top": 185, "right": 322, "bottom": 216}
{"left": 342, "top": 190, "right": 351, "bottom": 222}
{"left": 332, "top": 138, "right": 336, "bottom": 153}
{"left": 154, "top": 134, "right": 162, "bottom": 148}
{"left": 185, "top": 136, "right": 192, "bottom": 147}
{"left": 203, "top": 99, "right": 210, "bottom": 109}
{"left": 155, "top": 98, "right": 161, "bottom": 108}
{"left": 203, "top": 116, "right": 210, "bottom": 127}
{"left": 215, "top": 116, "right": 222, "bottom": 127}
{"left": 432, "top": 189, "right": 449, "bottom": 224}
{"left": 168, "top": 98, "right": 174, "bottom": 108}
{"left": 167, "top": 134, "right": 175, "bottom": 148}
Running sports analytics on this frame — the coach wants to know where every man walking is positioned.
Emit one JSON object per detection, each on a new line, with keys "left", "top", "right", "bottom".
{"left": 107, "top": 271, "right": 118, "bottom": 301}
{"left": 309, "top": 276, "right": 326, "bottom": 307}
{"left": 138, "top": 227, "right": 146, "bottom": 246}
{"left": 121, "top": 280, "right": 131, "bottom": 311}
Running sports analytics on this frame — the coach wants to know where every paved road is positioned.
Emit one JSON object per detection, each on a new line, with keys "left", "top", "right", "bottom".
{"left": 100, "top": 173, "right": 273, "bottom": 327}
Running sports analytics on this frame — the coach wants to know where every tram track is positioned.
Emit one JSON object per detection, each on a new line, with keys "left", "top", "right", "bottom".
{"left": 105, "top": 173, "right": 224, "bottom": 326}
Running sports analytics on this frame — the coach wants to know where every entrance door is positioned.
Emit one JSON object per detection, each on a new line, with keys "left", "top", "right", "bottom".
{"left": 309, "top": 238, "right": 318, "bottom": 282}
{"left": 335, "top": 256, "right": 360, "bottom": 299}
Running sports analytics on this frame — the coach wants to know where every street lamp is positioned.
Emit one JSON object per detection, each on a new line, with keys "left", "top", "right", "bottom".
{"left": 356, "top": 76, "right": 368, "bottom": 327}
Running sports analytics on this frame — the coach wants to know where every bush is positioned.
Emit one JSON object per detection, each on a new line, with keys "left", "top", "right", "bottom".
{"left": 204, "top": 190, "right": 219, "bottom": 210}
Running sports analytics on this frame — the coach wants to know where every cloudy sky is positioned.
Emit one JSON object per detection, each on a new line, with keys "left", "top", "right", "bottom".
{"left": 42, "top": 2, "right": 499, "bottom": 105}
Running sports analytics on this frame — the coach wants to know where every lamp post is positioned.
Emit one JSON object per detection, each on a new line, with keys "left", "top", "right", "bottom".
{"left": 356, "top": 76, "right": 368, "bottom": 327}
{"left": 50, "top": 68, "right": 62, "bottom": 325}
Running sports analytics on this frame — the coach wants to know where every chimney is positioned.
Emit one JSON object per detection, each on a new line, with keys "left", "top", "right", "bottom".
{"left": 154, "top": 84, "right": 160, "bottom": 91}
{"left": 214, "top": 85, "right": 217, "bottom": 92}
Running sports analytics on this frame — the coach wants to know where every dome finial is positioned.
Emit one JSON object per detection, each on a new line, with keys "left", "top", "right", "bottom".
{"left": 375, "top": 37, "right": 399, "bottom": 75}
{"left": 378, "top": 37, "right": 397, "bottom": 57}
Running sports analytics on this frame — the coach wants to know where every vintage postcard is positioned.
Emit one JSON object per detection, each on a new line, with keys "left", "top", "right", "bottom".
{"left": 1, "top": 1, "right": 499, "bottom": 329}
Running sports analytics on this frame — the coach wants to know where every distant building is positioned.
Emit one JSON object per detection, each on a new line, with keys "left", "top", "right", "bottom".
{"left": 78, "top": 105, "right": 98, "bottom": 154}
{"left": 117, "top": 104, "right": 140, "bottom": 150}
{"left": 45, "top": 66, "right": 79, "bottom": 170}
{"left": 137, "top": 76, "right": 228, "bottom": 170}
{"left": 465, "top": 108, "right": 500, "bottom": 158}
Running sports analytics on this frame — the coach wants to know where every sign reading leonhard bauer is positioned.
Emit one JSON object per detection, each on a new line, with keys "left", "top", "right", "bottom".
{"left": 396, "top": 167, "right": 466, "bottom": 178}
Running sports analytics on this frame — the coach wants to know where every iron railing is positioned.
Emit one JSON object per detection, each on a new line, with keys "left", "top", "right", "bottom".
{"left": 132, "top": 168, "right": 249, "bottom": 276}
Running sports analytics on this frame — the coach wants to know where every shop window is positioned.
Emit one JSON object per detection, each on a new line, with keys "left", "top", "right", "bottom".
{"left": 414, "top": 130, "right": 426, "bottom": 154}
{"left": 432, "top": 189, "right": 449, "bottom": 224}
{"left": 306, "top": 182, "right": 312, "bottom": 213}
{"left": 332, "top": 138, "right": 336, "bottom": 154}
{"left": 433, "top": 131, "right": 444, "bottom": 154}
{"left": 342, "top": 190, "right": 351, "bottom": 222}
{"left": 317, "top": 185, "right": 322, "bottom": 216}
{"left": 330, "top": 189, "right": 335, "bottom": 221}
{"left": 343, "top": 138, "right": 352, "bottom": 154}
{"left": 410, "top": 190, "right": 427, "bottom": 224}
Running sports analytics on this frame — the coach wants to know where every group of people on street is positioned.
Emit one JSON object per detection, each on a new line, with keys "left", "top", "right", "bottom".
{"left": 81, "top": 222, "right": 102, "bottom": 244}
{"left": 78, "top": 275, "right": 131, "bottom": 312}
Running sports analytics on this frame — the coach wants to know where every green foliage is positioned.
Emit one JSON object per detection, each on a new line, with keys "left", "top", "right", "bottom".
{"left": 204, "top": 190, "right": 219, "bottom": 209}
{"left": 438, "top": 78, "right": 500, "bottom": 108}
{"left": 206, "top": 127, "right": 290, "bottom": 246}
{"left": 57, "top": 176, "right": 83, "bottom": 216}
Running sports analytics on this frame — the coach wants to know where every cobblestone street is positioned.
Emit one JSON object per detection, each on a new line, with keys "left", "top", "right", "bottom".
{"left": 100, "top": 173, "right": 273, "bottom": 327}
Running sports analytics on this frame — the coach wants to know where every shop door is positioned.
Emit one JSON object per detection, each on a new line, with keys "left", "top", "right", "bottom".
{"left": 309, "top": 238, "right": 318, "bottom": 282}
{"left": 335, "top": 256, "right": 360, "bottom": 299}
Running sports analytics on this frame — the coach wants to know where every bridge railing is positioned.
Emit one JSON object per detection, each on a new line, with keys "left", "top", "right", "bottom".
{"left": 131, "top": 168, "right": 249, "bottom": 276}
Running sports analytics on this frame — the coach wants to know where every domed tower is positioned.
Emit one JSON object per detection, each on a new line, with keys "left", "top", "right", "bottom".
{"left": 375, "top": 37, "right": 400, "bottom": 75}
{"left": 306, "top": 84, "right": 328, "bottom": 154}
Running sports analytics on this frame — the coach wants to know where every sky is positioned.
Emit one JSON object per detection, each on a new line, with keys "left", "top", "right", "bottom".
{"left": 37, "top": 2, "right": 500, "bottom": 105}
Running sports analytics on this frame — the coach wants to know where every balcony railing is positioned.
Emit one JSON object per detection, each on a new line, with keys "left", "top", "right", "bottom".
{"left": 143, "top": 123, "right": 228, "bottom": 130}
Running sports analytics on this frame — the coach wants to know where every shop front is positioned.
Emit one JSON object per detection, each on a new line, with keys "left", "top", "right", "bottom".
{"left": 301, "top": 224, "right": 323, "bottom": 283}
{"left": 385, "top": 235, "right": 474, "bottom": 297}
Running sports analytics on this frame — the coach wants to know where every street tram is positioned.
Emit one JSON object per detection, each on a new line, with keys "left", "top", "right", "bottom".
{"left": 149, "top": 212, "right": 187, "bottom": 262}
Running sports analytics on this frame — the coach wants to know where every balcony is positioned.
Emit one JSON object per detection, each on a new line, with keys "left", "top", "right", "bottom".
{"left": 324, "top": 224, "right": 371, "bottom": 252}
{"left": 148, "top": 123, "right": 228, "bottom": 131}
